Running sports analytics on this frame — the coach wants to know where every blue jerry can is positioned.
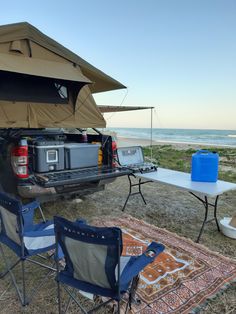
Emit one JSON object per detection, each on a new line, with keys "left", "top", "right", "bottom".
{"left": 191, "top": 150, "right": 219, "bottom": 182}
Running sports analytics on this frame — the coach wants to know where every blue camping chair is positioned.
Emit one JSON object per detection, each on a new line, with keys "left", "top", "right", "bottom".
{"left": 54, "top": 216, "right": 165, "bottom": 313}
{"left": 0, "top": 191, "right": 57, "bottom": 306}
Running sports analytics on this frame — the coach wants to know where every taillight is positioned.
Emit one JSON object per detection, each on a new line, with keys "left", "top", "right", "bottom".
{"left": 112, "top": 139, "right": 117, "bottom": 167}
{"left": 11, "top": 145, "right": 29, "bottom": 179}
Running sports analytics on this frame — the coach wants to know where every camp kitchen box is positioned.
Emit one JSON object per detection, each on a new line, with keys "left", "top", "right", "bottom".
{"left": 65, "top": 143, "right": 100, "bottom": 169}
{"left": 191, "top": 150, "right": 219, "bottom": 182}
{"left": 29, "top": 141, "right": 64, "bottom": 172}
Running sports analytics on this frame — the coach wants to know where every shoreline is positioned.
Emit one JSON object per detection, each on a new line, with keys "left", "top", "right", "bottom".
{"left": 116, "top": 136, "right": 236, "bottom": 150}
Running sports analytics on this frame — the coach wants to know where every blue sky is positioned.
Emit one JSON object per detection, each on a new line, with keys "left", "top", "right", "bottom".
{"left": 1, "top": 0, "right": 236, "bottom": 129}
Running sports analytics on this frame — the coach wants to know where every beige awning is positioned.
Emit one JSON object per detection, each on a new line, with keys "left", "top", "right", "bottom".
{"left": 98, "top": 105, "right": 154, "bottom": 113}
{"left": 0, "top": 52, "right": 91, "bottom": 83}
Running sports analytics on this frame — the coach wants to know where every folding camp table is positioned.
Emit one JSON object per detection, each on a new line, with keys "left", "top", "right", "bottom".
{"left": 123, "top": 167, "right": 236, "bottom": 243}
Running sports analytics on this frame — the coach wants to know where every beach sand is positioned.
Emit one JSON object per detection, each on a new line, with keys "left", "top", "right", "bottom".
{"left": 116, "top": 136, "right": 221, "bottom": 150}
{"left": 117, "top": 136, "right": 236, "bottom": 174}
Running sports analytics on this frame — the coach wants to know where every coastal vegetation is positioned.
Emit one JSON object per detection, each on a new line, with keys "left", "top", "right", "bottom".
{"left": 143, "top": 145, "right": 236, "bottom": 182}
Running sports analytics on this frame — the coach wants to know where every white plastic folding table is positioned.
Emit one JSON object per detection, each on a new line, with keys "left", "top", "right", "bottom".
{"left": 122, "top": 167, "right": 236, "bottom": 242}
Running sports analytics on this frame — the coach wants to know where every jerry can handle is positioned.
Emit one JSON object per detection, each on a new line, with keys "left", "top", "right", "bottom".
{"left": 196, "top": 149, "right": 210, "bottom": 154}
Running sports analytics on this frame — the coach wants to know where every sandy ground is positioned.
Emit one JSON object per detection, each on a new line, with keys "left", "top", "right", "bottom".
{"left": 117, "top": 136, "right": 235, "bottom": 150}
{"left": 0, "top": 139, "right": 235, "bottom": 313}
{"left": 1, "top": 176, "right": 235, "bottom": 313}
{"left": 117, "top": 136, "right": 193, "bottom": 149}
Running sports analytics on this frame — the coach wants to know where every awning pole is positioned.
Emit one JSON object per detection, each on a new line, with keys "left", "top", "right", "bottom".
{"left": 150, "top": 108, "right": 153, "bottom": 160}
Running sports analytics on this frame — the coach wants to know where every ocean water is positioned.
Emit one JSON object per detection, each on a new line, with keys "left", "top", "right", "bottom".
{"left": 106, "top": 128, "right": 236, "bottom": 147}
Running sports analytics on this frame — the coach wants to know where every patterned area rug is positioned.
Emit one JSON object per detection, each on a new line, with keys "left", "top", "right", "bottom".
{"left": 93, "top": 215, "right": 236, "bottom": 314}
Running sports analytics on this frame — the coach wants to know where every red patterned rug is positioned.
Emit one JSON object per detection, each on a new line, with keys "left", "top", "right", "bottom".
{"left": 93, "top": 215, "right": 236, "bottom": 314}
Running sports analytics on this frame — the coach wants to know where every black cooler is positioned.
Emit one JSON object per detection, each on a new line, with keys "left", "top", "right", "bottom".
{"left": 29, "top": 141, "right": 64, "bottom": 172}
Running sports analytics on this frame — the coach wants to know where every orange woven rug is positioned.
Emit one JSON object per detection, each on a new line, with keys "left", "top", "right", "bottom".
{"left": 93, "top": 215, "right": 236, "bottom": 314}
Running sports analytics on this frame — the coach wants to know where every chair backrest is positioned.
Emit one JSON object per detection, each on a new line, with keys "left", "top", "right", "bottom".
{"left": 0, "top": 192, "right": 24, "bottom": 253}
{"left": 54, "top": 216, "right": 122, "bottom": 294}
{"left": 0, "top": 192, "right": 23, "bottom": 243}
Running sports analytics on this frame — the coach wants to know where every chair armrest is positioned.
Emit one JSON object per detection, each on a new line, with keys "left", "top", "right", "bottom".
{"left": 24, "top": 225, "right": 55, "bottom": 237}
{"left": 54, "top": 244, "right": 64, "bottom": 261}
{"left": 22, "top": 201, "right": 41, "bottom": 231}
{"left": 75, "top": 219, "right": 87, "bottom": 225}
{"left": 23, "top": 223, "right": 56, "bottom": 253}
{"left": 120, "top": 242, "right": 165, "bottom": 292}
{"left": 22, "top": 200, "right": 40, "bottom": 212}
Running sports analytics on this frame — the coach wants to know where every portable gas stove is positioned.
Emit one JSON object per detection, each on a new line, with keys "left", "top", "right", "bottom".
{"left": 117, "top": 146, "right": 157, "bottom": 173}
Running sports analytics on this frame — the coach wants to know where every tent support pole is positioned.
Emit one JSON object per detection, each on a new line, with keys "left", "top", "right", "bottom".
{"left": 150, "top": 108, "right": 153, "bottom": 160}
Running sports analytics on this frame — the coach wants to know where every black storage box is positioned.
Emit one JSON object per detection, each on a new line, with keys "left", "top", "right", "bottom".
{"left": 65, "top": 143, "right": 100, "bottom": 169}
{"left": 29, "top": 141, "right": 64, "bottom": 172}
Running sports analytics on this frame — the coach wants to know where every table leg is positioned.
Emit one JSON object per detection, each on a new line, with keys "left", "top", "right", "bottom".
{"left": 196, "top": 196, "right": 209, "bottom": 243}
{"left": 214, "top": 195, "right": 220, "bottom": 231}
{"left": 122, "top": 175, "right": 151, "bottom": 211}
{"left": 122, "top": 175, "right": 133, "bottom": 212}
{"left": 138, "top": 178, "right": 147, "bottom": 205}
{"left": 190, "top": 192, "right": 220, "bottom": 243}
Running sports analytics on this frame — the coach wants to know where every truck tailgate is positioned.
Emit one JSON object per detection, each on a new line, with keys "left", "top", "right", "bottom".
{"left": 35, "top": 166, "right": 131, "bottom": 187}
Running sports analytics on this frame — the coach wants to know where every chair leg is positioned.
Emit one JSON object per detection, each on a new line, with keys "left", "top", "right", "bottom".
{"left": 1, "top": 243, "right": 57, "bottom": 306}
{"left": 117, "top": 300, "right": 120, "bottom": 314}
{"left": 65, "top": 288, "right": 74, "bottom": 313}
{"left": 38, "top": 205, "right": 46, "bottom": 223}
{"left": 125, "top": 275, "right": 140, "bottom": 313}
{"left": 0, "top": 256, "right": 21, "bottom": 279}
{"left": 21, "top": 259, "right": 28, "bottom": 306}
{"left": 26, "top": 263, "right": 54, "bottom": 305}
{"left": 57, "top": 280, "right": 62, "bottom": 314}
{"left": 0, "top": 244, "right": 25, "bottom": 305}
{"left": 63, "top": 286, "right": 88, "bottom": 314}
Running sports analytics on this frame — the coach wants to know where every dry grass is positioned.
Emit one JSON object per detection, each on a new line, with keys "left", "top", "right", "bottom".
{"left": 0, "top": 174, "right": 236, "bottom": 313}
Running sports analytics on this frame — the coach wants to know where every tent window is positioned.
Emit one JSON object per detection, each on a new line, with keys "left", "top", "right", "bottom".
{"left": 0, "top": 71, "right": 70, "bottom": 104}
{"left": 55, "top": 83, "right": 68, "bottom": 99}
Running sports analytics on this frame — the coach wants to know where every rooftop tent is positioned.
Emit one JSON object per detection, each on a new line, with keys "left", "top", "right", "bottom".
{"left": 0, "top": 22, "right": 126, "bottom": 93}
{"left": 0, "top": 22, "right": 126, "bottom": 128}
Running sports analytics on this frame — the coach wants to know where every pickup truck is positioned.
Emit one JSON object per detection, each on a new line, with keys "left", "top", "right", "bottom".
{"left": 0, "top": 128, "right": 130, "bottom": 202}
{"left": 0, "top": 22, "right": 132, "bottom": 201}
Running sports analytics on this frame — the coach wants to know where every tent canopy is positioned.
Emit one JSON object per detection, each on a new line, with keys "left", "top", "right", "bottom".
{"left": 0, "top": 22, "right": 126, "bottom": 128}
{"left": 0, "top": 22, "right": 126, "bottom": 93}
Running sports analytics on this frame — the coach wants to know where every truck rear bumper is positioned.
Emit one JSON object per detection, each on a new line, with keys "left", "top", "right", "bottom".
{"left": 17, "top": 182, "right": 104, "bottom": 199}
{"left": 17, "top": 184, "right": 56, "bottom": 198}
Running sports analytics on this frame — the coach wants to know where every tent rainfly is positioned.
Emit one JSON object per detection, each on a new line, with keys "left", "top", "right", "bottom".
{"left": 0, "top": 22, "right": 126, "bottom": 128}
